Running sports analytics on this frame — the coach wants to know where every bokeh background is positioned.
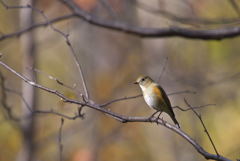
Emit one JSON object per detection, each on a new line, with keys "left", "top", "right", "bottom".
{"left": 0, "top": 0, "right": 240, "bottom": 161}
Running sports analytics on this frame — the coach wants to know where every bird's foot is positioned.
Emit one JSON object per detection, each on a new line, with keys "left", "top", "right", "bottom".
{"left": 147, "top": 115, "right": 155, "bottom": 122}
{"left": 148, "top": 111, "right": 159, "bottom": 122}
{"left": 161, "top": 117, "right": 167, "bottom": 126}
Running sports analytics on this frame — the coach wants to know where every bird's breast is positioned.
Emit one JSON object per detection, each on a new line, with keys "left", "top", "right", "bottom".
{"left": 142, "top": 85, "right": 165, "bottom": 110}
{"left": 143, "top": 92, "right": 159, "bottom": 109}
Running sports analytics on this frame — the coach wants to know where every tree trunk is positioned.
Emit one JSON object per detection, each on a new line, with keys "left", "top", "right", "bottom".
{"left": 16, "top": 0, "right": 37, "bottom": 161}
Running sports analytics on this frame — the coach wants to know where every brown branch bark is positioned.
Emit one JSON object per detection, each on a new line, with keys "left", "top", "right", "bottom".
{"left": 184, "top": 99, "right": 219, "bottom": 156}
{"left": 59, "top": 0, "right": 240, "bottom": 40}
{"left": 1, "top": 1, "right": 240, "bottom": 42}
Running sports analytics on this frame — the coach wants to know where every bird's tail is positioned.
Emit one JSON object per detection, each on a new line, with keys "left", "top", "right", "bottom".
{"left": 172, "top": 116, "right": 180, "bottom": 128}
{"left": 168, "top": 110, "right": 180, "bottom": 128}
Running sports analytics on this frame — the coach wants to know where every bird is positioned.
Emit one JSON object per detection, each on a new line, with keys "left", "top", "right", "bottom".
{"left": 134, "top": 75, "right": 180, "bottom": 128}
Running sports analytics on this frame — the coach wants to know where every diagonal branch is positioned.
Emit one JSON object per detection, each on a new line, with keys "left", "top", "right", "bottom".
{"left": 157, "top": 57, "right": 168, "bottom": 83}
{"left": 58, "top": 118, "right": 64, "bottom": 161}
{"left": 184, "top": 98, "right": 220, "bottom": 156}
{"left": 0, "top": 61, "right": 85, "bottom": 106}
{"left": 66, "top": 43, "right": 89, "bottom": 100}
{"left": 228, "top": 0, "right": 240, "bottom": 17}
{"left": 0, "top": 72, "right": 20, "bottom": 122}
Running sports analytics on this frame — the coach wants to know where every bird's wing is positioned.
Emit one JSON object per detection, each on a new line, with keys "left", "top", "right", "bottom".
{"left": 157, "top": 85, "right": 172, "bottom": 108}
{"left": 152, "top": 84, "right": 180, "bottom": 127}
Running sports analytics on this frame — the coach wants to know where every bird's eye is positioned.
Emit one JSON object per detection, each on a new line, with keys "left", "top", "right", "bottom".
{"left": 141, "top": 78, "right": 145, "bottom": 82}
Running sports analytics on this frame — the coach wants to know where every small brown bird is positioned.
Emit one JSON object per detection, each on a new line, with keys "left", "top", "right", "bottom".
{"left": 134, "top": 75, "right": 180, "bottom": 128}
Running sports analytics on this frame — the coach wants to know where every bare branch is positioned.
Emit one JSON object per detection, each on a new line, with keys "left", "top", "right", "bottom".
{"left": 0, "top": 13, "right": 75, "bottom": 41}
{"left": 0, "top": 60, "right": 232, "bottom": 161}
{"left": 168, "top": 90, "right": 197, "bottom": 96}
{"left": 58, "top": 118, "right": 64, "bottom": 161}
{"left": 100, "top": 90, "right": 196, "bottom": 107}
{"left": 118, "top": 116, "right": 230, "bottom": 161}
{"left": 1, "top": 0, "right": 68, "bottom": 37}
{"left": 33, "top": 109, "right": 80, "bottom": 120}
{"left": 4, "top": 87, "right": 83, "bottom": 120}
{"left": 3, "top": 87, "right": 83, "bottom": 121}
{"left": 157, "top": 57, "right": 168, "bottom": 83}
{"left": 67, "top": 43, "right": 89, "bottom": 100}
{"left": 60, "top": 0, "right": 240, "bottom": 40}
{"left": 100, "top": 94, "right": 142, "bottom": 107}
{"left": 184, "top": 98, "right": 220, "bottom": 156}
{"left": 99, "top": 0, "right": 117, "bottom": 19}
{"left": 173, "top": 104, "right": 216, "bottom": 111}
{"left": 228, "top": 0, "right": 240, "bottom": 17}
{"left": 0, "top": 61, "right": 85, "bottom": 106}
{"left": 1, "top": 0, "right": 240, "bottom": 41}
{"left": 28, "top": 67, "right": 78, "bottom": 91}
{"left": 4, "top": 88, "right": 32, "bottom": 112}
{"left": 0, "top": 72, "right": 20, "bottom": 122}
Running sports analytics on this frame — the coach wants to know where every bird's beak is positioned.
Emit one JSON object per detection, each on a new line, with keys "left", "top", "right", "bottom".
{"left": 134, "top": 81, "right": 138, "bottom": 84}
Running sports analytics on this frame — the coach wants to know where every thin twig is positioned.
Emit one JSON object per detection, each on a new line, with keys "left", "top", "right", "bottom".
{"left": 228, "top": 0, "right": 240, "bottom": 17}
{"left": 0, "top": 14, "right": 75, "bottom": 41}
{"left": 0, "top": 72, "right": 19, "bottom": 121}
{"left": 4, "top": 88, "right": 32, "bottom": 112}
{"left": 1, "top": 80, "right": 85, "bottom": 121}
{"left": 0, "top": 0, "right": 69, "bottom": 38}
{"left": 4, "top": 87, "right": 82, "bottom": 121}
{"left": 33, "top": 110, "right": 80, "bottom": 120}
{"left": 168, "top": 90, "right": 196, "bottom": 96}
{"left": 67, "top": 44, "right": 89, "bottom": 100}
{"left": 0, "top": 61, "right": 86, "bottom": 106}
{"left": 100, "top": 94, "right": 142, "bottom": 107}
{"left": 58, "top": 118, "right": 64, "bottom": 161}
{"left": 100, "top": 90, "right": 196, "bottom": 107}
{"left": 184, "top": 98, "right": 220, "bottom": 156}
{"left": 173, "top": 104, "right": 216, "bottom": 111}
{"left": 27, "top": 67, "right": 78, "bottom": 91}
{"left": 158, "top": 57, "right": 168, "bottom": 83}
{"left": 99, "top": 0, "right": 117, "bottom": 19}
{"left": 4, "top": 88, "right": 82, "bottom": 120}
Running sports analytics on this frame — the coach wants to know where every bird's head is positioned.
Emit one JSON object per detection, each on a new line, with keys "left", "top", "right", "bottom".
{"left": 134, "top": 75, "right": 153, "bottom": 90}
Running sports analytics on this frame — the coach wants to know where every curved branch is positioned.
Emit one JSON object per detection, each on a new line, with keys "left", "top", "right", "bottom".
{"left": 1, "top": 0, "right": 240, "bottom": 41}
{"left": 60, "top": 0, "right": 240, "bottom": 40}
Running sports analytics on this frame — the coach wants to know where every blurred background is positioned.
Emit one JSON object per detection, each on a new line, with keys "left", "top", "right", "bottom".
{"left": 0, "top": 0, "right": 240, "bottom": 161}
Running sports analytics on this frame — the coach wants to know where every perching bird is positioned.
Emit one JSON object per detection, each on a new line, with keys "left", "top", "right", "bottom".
{"left": 134, "top": 75, "right": 180, "bottom": 128}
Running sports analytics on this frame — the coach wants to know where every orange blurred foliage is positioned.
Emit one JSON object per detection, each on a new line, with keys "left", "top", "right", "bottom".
{"left": 72, "top": 149, "right": 93, "bottom": 161}
{"left": 74, "top": 0, "right": 97, "bottom": 11}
